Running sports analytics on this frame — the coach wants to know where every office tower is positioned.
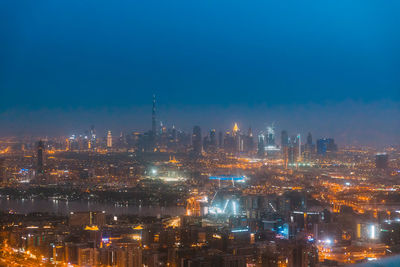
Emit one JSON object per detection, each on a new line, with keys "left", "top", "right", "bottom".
{"left": 37, "top": 140, "right": 45, "bottom": 175}
{"left": 304, "top": 132, "right": 314, "bottom": 160}
{"left": 281, "top": 130, "right": 289, "bottom": 167}
{"left": 326, "top": 138, "right": 337, "bottom": 152}
{"left": 218, "top": 131, "right": 223, "bottom": 149}
{"left": 36, "top": 140, "right": 46, "bottom": 184}
{"left": 243, "top": 127, "right": 254, "bottom": 153}
{"left": 266, "top": 125, "right": 275, "bottom": 146}
{"left": 210, "top": 129, "right": 217, "bottom": 147}
{"left": 306, "top": 132, "right": 312, "bottom": 145}
{"left": 287, "top": 136, "right": 299, "bottom": 166}
{"left": 192, "top": 126, "right": 202, "bottom": 155}
{"left": 297, "top": 134, "right": 301, "bottom": 160}
{"left": 316, "top": 139, "right": 326, "bottom": 155}
{"left": 257, "top": 134, "right": 265, "bottom": 158}
{"left": 375, "top": 153, "right": 389, "bottom": 169}
{"left": 233, "top": 123, "right": 239, "bottom": 135}
{"left": 281, "top": 130, "right": 289, "bottom": 148}
{"left": 232, "top": 123, "right": 241, "bottom": 153}
{"left": 317, "top": 138, "right": 337, "bottom": 156}
{"left": 107, "top": 131, "right": 112, "bottom": 148}
{"left": 224, "top": 132, "right": 236, "bottom": 154}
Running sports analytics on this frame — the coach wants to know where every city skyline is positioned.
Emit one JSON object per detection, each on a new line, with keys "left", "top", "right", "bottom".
{"left": 0, "top": 97, "right": 397, "bottom": 148}
{"left": 0, "top": 1, "right": 399, "bottom": 147}
{"left": 1, "top": 2, "right": 400, "bottom": 266}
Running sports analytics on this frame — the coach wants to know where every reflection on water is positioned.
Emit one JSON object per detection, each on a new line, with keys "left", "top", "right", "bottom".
{"left": 0, "top": 198, "right": 185, "bottom": 217}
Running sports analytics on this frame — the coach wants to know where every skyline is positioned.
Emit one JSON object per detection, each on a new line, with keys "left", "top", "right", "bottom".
{"left": 0, "top": 1, "right": 399, "bottom": 147}
{"left": 0, "top": 98, "right": 397, "bottom": 148}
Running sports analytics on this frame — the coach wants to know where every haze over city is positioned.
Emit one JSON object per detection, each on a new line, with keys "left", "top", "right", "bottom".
{"left": 1, "top": 1, "right": 399, "bottom": 147}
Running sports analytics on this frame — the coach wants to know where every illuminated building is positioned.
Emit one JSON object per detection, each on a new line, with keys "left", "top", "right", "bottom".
{"left": 297, "top": 134, "right": 301, "bottom": 160}
{"left": 258, "top": 124, "right": 279, "bottom": 158}
{"left": 375, "top": 153, "right": 388, "bottom": 169}
{"left": 266, "top": 124, "right": 275, "bottom": 147}
{"left": 69, "top": 211, "right": 106, "bottom": 227}
{"left": 90, "top": 125, "right": 97, "bottom": 150}
{"left": 107, "top": 131, "right": 112, "bottom": 148}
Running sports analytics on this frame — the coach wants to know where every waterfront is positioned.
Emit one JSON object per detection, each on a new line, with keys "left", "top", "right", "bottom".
{"left": 0, "top": 197, "right": 185, "bottom": 217}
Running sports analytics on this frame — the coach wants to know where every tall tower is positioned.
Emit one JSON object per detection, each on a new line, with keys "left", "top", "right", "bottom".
{"left": 37, "top": 140, "right": 44, "bottom": 174}
{"left": 36, "top": 140, "right": 46, "bottom": 184}
{"left": 152, "top": 94, "right": 156, "bottom": 135}
{"left": 192, "top": 126, "right": 202, "bottom": 156}
{"left": 307, "top": 132, "right": 312, "bottom": 145}
{"left": 297, "top": 134, "right": 301, "bottom": 160}
{"left": 107, "top": 131, "right": 112, "bottom": 148}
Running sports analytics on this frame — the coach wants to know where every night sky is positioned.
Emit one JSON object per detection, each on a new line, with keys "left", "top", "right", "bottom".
{"left": 0, "top": 1, "right": 399, "bottom": 147}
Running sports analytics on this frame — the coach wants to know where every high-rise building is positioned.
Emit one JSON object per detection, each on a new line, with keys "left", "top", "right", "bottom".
{"left": 192, "top": 126, "right": 202, "bottom": 156}
{"left": 210, "top": 129, "right": 217, "bottom": 147}
{"left": 218, "top": 131, "right": 223, "bottom": 149}
{"left": 281, "top": 130, "right": 289, "bottom": 148}
{"left": 375, "top": 153, "right": 389, "bottom": 169}
{"left": 37, "top": 140, "right": 45, "bottom": 174}
{"left": 266, "top": 125, "right": 275, "bottom": 147}
{"left": 297, "top": 134, "right": 301, "bottom": 160}
{"left": 90, "top": 125, "right": 96, "bottom": 150}
{"left": 36, "top": 140, "right": 46, "bottom": 184}
{"left": 304, "top": 132, "right": 314, "bottom": 160}
{"left": 306, "top": 132, "right": 312, "bottom": 145}
{"left": 107, "top": 131, "right": 112, "bottom": 148}
{"left": 257, "top": 134, "right": 265, "bottom": 158}
{"left": 152, "top": 94, "right": 156, "bottom": 136}
{"left": 316, "top": 138, "right": 337, "bottom": 156}
{"left": 281, "top": 130, "right": 289, "bottom": 167}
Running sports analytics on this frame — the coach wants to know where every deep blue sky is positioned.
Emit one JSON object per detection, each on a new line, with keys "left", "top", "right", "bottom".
{"left": 0, "top": 1, "right": 399, "bottom": 146}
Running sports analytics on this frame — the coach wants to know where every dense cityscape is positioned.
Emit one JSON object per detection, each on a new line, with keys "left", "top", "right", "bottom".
{"left": 1, "top": 1, "right": 399, "bottom": 266}
{"left": 0, "top": 95, "right": 398, "bottom": 266}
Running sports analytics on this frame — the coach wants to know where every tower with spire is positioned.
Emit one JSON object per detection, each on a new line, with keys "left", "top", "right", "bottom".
{"left": 152, "top": 94, "right": 156, "bottom": 136}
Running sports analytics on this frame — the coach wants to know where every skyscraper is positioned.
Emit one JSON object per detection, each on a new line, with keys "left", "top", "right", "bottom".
{"left": 257, "top": 134, "right": 265, "bottom": 158}
{"left": 107, "top": 131, "right": 112, "bottom": 148}
{"left": 281, "top": 130, "right": 289, "bottom": 148}
{"left": 306, "top": 132, "right": 312, "bottom": 145}
{"left": 297, "top": 134, "right": 301, "bottom": 160}
{"left": 266, "top": 125, "right": 275, "bottom": 147}
{"left": 317, "top": 138, "right": 337, "bottom": 156}
{"left": 218, "top": 131, "right": 223, "bottom": 149}
{"left": 152, "top": 94, "right": 156, "bottom": 136}
{"left": 192, "top": 126, "right": 202, "bottom": 156}
{"left": 210, "top": 129, "right": 217, "bottom": 147}
{"left": 36, "top": 140, "right": 46, "bottom": 184}
{"left": 90, "top": 125, "right": 96, "bottom": 150}
{"left": 375, "top": 153, "right": 388, "bottom": 169}
{"left": 304, "top": 132, "right": 314, "bottom": 159}
{"left": 37, "top": 140, "right": 44, "bottom": 175}
{"left": 281, "top": 130, "right": 289, "bottom": 167}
